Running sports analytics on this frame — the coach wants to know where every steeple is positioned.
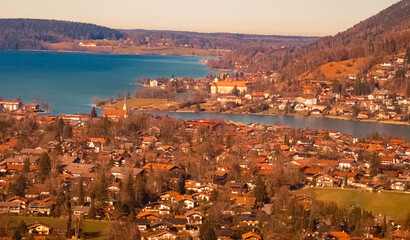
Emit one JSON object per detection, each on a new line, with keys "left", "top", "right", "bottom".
{"left": 123, "top": 96, "right": 127, "bottom": 111}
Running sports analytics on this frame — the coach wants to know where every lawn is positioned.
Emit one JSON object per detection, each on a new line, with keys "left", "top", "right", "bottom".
{"left": 108, "top": 98, "right": 167, "bottom": 109}
{"left": 12, "top": 216, "right": 108, "bottom": 239}
{"left": 297, "top": 187, "right": 410, "bottom": 220}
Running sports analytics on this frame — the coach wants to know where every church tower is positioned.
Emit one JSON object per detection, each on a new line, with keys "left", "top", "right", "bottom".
{"left": 123, "top": 96, "right": 127, "bottom": 111}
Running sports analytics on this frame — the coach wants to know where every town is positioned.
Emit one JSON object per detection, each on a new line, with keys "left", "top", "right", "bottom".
{"left": 0, "top": 102, "right": 409, "bottom": 239}
{"left": 118, "top": 52, "right": 410, "bottom": 126}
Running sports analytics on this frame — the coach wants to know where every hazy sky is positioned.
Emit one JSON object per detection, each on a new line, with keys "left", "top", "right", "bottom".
{"left": 0, "top": 0, "right": 400, "bottom": 36}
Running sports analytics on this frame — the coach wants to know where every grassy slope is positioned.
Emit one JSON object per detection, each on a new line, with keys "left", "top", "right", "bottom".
{"left": 12, "top": 216, "right": 108, "bottom": 239}
{"left": 304, "top": 58, "right": 369, "bottom": 80}
{"left": 298, "top": 187, "right": 410, "bottom": 220}
{"left": 106, "top": 98, "right": 168, "bottom": 109}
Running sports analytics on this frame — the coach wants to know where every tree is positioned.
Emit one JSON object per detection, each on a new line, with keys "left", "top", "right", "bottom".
{"left": 210, "top": 189, "right": 218, "bottom": 202}
{"left": 195, "top": 103, "right": 201, "bottom": 113}
{"left": 56, "top": 118, "right": 65, "bottom": 137}
{"left": 93, "top": 171, "right": 109, "bottom": 204}
{"left": 253, "top": 176, "right": 268, "bottom": 204}
{"left": 381, "top": 215, "right": 387, "bottom": 237}
{"left": 332, "top": 80, "right": 342, "bottom": 94}
{"left": 232, "top": 85, "right": 240, "bottom": 96}
{"left": 38, "top": 152, "right": 51, "bottom": 183}
{"left": 123, "top": 174, "right": 136, "bottom": 218}
{"left": 76, "top": 179, "right": 84, "bottom": 205}
{"left": 62, "top": 125, "right": 73, "bottom": 138}
{"left": 90, "top": 106, "right": 98, "bottom": 119}
{"left": 175, "top": 173, "right": 186, "bottom": 194}
{"left": 22, "top": 158, "right": 30, "bottom": 173}
{"left": 52, "top": 190, "right": 67, "bottom": 217}
{"left": 88, "top": 200, "right": 97, "bottom": 219}
{"left": 369, "top": 152, "right": 381, "bottom": 178}
{"left": 8, "top": 173, "right": 27, "bottom": 197}
{"left": 404, "top": 212, "right": 410, "bottom": 230}
{"left": 199, "top": 219, "right": 217, "bottom": 240}
{"left": 13, "top": 220, "right": 26, "bottom": 240}
{"left": 134, "top": 175, "right": 145, "bottom": 207}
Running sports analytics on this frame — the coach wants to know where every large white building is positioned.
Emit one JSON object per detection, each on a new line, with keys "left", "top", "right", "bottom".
{"left": 0, "top": 101, "right": 22, "bottom": 111}
{"left": 210, "top": 81, "right": 250, "bottom": 94}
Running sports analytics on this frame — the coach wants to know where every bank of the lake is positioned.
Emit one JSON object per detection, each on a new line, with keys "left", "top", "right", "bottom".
{"left": 149, "top": 111, "right": 410, "bottom": 140}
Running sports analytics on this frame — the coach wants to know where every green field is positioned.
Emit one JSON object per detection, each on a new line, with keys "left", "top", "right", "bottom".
{"left": 12, "top": 216, "right": 108, "bottom": 239}
{"left": 108, "top": 98, "right": 167, "bottom": 109}
{"left": 297, "top": 188, "right": 410, "bottom": 220}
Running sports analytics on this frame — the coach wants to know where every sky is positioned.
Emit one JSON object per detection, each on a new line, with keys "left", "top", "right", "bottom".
{"left": 0, "top": 0, "right": 401, "bottom": 36}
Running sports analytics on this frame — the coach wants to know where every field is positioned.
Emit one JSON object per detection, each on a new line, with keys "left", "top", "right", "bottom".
{"left": 298, "top": 187, "right": 410, "bottom": 220}
{"left": 304, "top": 57, "right": 369, "bottom": 80}
{"left": 106, "top": 97, "right": 169, "bottom": 110}
{"left": 11, "top": 216, "right": 108, "bottom": 239}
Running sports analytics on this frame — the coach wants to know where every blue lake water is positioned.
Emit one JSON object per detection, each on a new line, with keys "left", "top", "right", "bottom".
{"left": 0, "top": 50, "right": 409, "bottom": 139}
{"left": 0, "top": 51, "right": 213, "bottom": 114}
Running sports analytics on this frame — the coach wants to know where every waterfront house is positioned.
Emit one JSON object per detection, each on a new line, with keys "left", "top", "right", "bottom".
{"left": 0, "top": 100, "right": 22, "bottom": 111}
{"left": 210, "top": 81, "right": 250, "bottom": 94}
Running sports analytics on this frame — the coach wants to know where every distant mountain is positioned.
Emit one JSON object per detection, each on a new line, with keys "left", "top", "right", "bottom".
{"left": 0, "top": 19, "right": 124, "bottom": 50}
{"left": 124, "top": 29, "right": 318, "bottom": 51}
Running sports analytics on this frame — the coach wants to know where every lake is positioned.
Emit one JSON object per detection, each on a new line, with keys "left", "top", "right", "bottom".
{"left": 150, "top": 111, "right": 410, "bottom": 140}
{"left": 1, "top": 50, "right": 409, "bottom": 139}
{"left": 0, "top": 51, "right": 213, "bottom": 114}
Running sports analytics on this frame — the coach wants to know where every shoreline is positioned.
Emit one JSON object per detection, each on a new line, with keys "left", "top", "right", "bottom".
{"left": 10, "top": 48, "right": 214, "bottom": 58}
{"left": 143, "top": 107, "right": 410, "bottom": 127}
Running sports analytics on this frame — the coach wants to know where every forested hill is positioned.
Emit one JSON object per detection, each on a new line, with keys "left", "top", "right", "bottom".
{"left": 210, "top": 0, "right": 410, "bottom": 77}
{"left": 124, "top": 29, "right": 318, "bottom": 51}
{"left": 283, "top": 0, "right": 410, "bottom": 79}
{"left": 0, "top": 19, "right": 124, "bottom": 50}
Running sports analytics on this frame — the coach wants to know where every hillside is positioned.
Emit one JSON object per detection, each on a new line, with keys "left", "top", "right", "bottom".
{"left": 303, "top": 58, "right": 370, "bottom": 80}
{"left": 212, "top": 0, "right": 409, "bottom": 80}
{"left": 289, "top": 0, "right": 410, "bottom": 80}
{"left": 0, "top": 19, "right": 124, "bottom": 50}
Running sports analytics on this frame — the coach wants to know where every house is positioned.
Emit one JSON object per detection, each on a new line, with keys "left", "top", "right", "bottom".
{"left": 73, "top": 206, "right": 90, "bottom": 218}
{"left": 0, "top": 100, "right": 22, "bottom": 111}
{"left": 393, "top": 230, "right": 410, "bottom": 240}
{"left": 27, "top": 201, "right": 54, "bottom": 215}
{"left": 110, "top": 166, "right": 144, "bottom": 179}
{"left": 339, "top": 159, "right": 355, "bottom": 168}
{"left": 210, "top": 81, "right": 250, "bottom": 94}
{"left": 27, "top": 223, "right": 52, "bottom": 235}
{"left": 182, "top": 198, "right": 196, "bottom": 209}
{"left": 88, "top": 141, "right": 103, "bottom": 153}
{"left": 314, "top": 174, "right": 338, "bottom": 187}
{"left": 237, "top": 214, "right": 258, "bottom": 227}
{"left": 6, "top": 196, "right": 28, "bottom": 209}
{"left": 185, "top": 210, "right": 203, "bottom": 225}
{"left": 102, "top": 108, "right": 127, "bottom": 120}
{"left": 242, "top": 232, "right": 262, "bottom": 240}
{"left": 0, "top": 202, "right": 21, "bottom": 214}
{"left": 150, "top": 80, "right": 158, "bottom": 87}
{"left": 144, "top": 202, "right": 172, "bottom": 215}
{"left": 327, "top": 231, "right": 350, "bottom": 240}
{"left": 163, "top": 217, "right": 188, "bottom": 231}
{"left": 216, "top": 229, "right": 234, "bottom": 240}
{"left": 357, "top": 111, "right": 369, "bottom": 119}
{"left": 146, "top": 230, "right": 178, "bottom": 240}
{"left": 136, "top": 218, "right": 152, "bottom": 231}
{"left": 79, "top": 42, "right": 97, "bottom": 47}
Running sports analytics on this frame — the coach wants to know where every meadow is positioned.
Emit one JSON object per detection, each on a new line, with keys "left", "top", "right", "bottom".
{"left": 298, "top": 187, "right": 410, "bottom": 220}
